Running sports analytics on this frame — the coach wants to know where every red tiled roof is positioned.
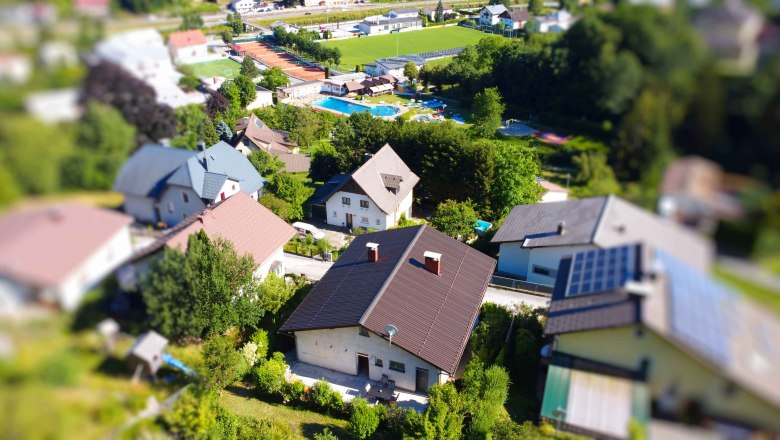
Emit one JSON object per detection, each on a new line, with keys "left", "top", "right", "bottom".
{"left": 165, "top": 192, "right": 296, "bottom": 268}
{"left": 0, "top": 204, "right": 133, "bottom": 288}
{"left": 168, "top": 30, "right": 207, "bottom": 48}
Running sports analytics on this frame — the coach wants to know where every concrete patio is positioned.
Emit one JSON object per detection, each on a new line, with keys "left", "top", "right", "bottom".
{"left": 285, "top": 355, "right": 429, "bottom": 413}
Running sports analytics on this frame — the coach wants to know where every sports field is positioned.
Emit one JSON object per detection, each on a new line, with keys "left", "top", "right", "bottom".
{"left": 322, "top": 26, "right": 487, "bottom": 70}
{"left": 188, "top": 58, "right": 242, "bottom": 78}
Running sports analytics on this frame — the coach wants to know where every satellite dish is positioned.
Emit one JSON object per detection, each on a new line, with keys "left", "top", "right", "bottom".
{"left": 384, "top": 324, "right": 398, "bottom": 345}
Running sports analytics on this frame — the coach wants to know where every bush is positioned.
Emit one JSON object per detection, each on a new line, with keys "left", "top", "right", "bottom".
{"left": 310, "top": 379, "right": 344, "bottom": 415}
{"left": 250, "top": 328, "right": 270, "bottom": 361}
{"left": 254, "top": 352, "right": 289, "bottom": 398}
{"left": 314, "top": 427, "right": 339, "bottom": 440}
{"left": 201, "top": 336, "right": 244, "bottom": 391}
{"left": 282, "top": 379, "right": 306, "bottom": 403}
{"left": 163, "top": 386, "right": 218, "bottom": 438}
{"left": 349, "top": 398, "right": 380, "bottom": 439}
{"left": 379, "top": 402, "right": 425, "bottom": 439}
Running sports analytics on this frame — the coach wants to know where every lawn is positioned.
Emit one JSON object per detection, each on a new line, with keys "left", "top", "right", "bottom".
{"left": 188, "top": 58, "right": 242, "bottom": 78}
{"left": 322, "top": 26, "right": 488, "bottom": 71}
{"left": 715, "top": 265, "right": 780, "bottom": 315}
{"left": 220, "top": 386, "right": 350, "bottom": 439}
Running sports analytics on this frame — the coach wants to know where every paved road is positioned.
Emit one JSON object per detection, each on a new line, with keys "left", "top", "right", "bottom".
{"left": 284, "top": 253, "right": 551, "bottom": 308}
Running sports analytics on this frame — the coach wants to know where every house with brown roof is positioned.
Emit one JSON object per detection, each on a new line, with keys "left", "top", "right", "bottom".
{"left": 491, "top": 195, "right": 713, "bottom": 286}
{"left": 658, "top": 155, "right": 744, "bottom": 234}
{"left": 309, "top": 144, "right": 418, "bottom": 230}
{"left": 0, "top": 204, "right": 133, "bottom": 312}
{"left": 234, "top": 114, "right": 310, "bottom": 173}
{"left": 499, "top": 8, "right": 531, "bottom": 30}
{"left": 541, "top": 243, "right": 780, "bottom": 438}
{"left": 117, "top": 191, "right": 296, "bottom": 289}
{"left": 280, "top": 225, "right": 496, "bottom": 392}
{"left": 167, "top": 30, "right": 208, "bottom": 64}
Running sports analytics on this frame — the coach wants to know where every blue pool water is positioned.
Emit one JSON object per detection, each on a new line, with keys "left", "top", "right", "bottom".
{"left": 313, "top": 97, "right": 399, "bottom": 117}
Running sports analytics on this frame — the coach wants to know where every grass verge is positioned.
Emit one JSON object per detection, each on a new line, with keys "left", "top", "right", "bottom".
{"left": 714, "top": 265, "right": 780, "bottom": 315}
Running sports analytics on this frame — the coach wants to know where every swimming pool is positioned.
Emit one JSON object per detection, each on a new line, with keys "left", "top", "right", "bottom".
{"left": 313, "top": 97, "right": 399, "bottom": 117}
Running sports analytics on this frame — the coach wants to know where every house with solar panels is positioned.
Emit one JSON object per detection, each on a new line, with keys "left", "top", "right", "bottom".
{"left": 540, "top": 243, "right": 780, "bottom": 439}
{"left": 279, "top": 225, "right": 495, "bottom": 393}
{"left": 114, "top": 141, "right": 265, "bottom": 227}
{"left": 491, "top": 195, "right": 713, "bottom": 287}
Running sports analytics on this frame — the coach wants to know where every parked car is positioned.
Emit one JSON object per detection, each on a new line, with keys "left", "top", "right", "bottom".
{"left": 292, "top": 222, "right": 326, "bottom": 240}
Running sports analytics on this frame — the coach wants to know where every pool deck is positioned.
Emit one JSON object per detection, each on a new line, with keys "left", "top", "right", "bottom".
{"left": 284, "top": 93, "right": 407, "bottom": 120}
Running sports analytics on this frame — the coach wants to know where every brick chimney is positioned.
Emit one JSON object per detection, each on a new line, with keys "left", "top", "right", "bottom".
{"left": 366, "top": 242, "right": 379, "bottom": 262}
{"left": 424, "top": 251, "right": 442, "bottom": 276}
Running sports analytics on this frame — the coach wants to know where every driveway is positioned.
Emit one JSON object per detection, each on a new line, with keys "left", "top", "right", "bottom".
{"left": 484, "top": 286, "right": 550, "bottom": 309}
{"left": 285, "top": 252, "right": 332, "bottom": 280}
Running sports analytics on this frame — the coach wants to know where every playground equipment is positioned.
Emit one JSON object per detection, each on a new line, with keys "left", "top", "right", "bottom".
{"left": 162, "top": 352, "right": 196, "bottom": 377}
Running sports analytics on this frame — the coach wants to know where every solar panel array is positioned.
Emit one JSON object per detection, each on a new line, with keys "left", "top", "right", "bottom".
{"left": 565, "top": 245, "right": 636, "bottom": 297}
{"left": 657, "top": 250, "right": 734, "bottom": 366}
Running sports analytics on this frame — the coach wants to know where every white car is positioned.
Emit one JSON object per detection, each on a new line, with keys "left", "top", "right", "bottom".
{"left": 292, "top": 222, "right": 326, "bottom": 240}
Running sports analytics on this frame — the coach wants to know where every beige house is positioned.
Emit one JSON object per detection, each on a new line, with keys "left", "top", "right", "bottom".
{"left": 541, "top": 243, "right": 780, "bottom": 438}
{"left": 234, "top": 114, "right": 310, "bottom": 173}
{"left": 281, "top": 225, "right": 495, "bottom": 392}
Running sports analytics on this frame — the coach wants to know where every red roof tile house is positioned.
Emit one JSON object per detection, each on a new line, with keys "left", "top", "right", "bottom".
{"left": 73, "top": 0, "right": 110, "bottom": 17}
{"left": 167, "top": 30, "right": 208, "bottom": 64}
{"left": 118, "top": 192, "right": 296, "bottom": 289}
{"left": 280, "top": 225, "right": 496, "bottom": 393}
{"left": 0, "top": 204, "right": 133, "bottom": 312}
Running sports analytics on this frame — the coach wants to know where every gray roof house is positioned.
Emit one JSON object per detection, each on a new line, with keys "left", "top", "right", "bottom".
{"left": 309, "top": 144, "right": 419, "bottom": 230}
{"left": 114, "top": 141, "right": 265, "bottom": 227}
{"left": 280, "top": 225, "right": 496, "bottom": 393}
{"left": 491, "top": 195, "right": 713, "bottom": 286}
{"left": 479, "top": 4, "right": 508, "bottom": 25}
{"left": 540, "top": 243, "right": 780, "bottom": 438}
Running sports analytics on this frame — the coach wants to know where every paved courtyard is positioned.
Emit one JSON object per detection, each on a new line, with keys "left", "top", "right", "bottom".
{"left": 285, "top": 355, "right": 429, "bottom": 413}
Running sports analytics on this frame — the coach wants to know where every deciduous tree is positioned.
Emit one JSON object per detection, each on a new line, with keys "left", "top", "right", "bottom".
{"left": 430, "top": 199, "right": 479, "bottom": 240}
{"left": 471, "top": 87, "right": 505, "bottom": 138}
{"left": 240, "top": 55, "right": 259, "bottom": 78}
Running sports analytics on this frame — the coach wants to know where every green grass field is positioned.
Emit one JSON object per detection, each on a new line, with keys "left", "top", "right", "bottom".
{"left": 188, "top": 59, "right": 242, "bottom": 78}
{"left": 715, "top": 265, "right": 780, "bottom": 315}
{"left": 322, "top": 26, "right": 488, "bottom": 71}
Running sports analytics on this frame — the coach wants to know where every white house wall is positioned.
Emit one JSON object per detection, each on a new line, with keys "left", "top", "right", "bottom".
{"left": 294, "top": 326, "right": 447, "bottom": 391}
{"left": 254, "top": 247, "right": 286, "bottom": 280}
{"left": 541, "top": 191, "right": 568, "bottom": 203}
{"left": 159, "top": 186, "right": 206, "bottom": 227}
{"left": 172, "top": 44, "right": 209, "bottom": 64}
{"left": 497, "top": 243, "right": 596, "bottom": 286}
{"left": 50, "top": 225, "right": 134, "bottom": 311}
{"left": 325, "top": 189, "right": 412, "bottom": 230}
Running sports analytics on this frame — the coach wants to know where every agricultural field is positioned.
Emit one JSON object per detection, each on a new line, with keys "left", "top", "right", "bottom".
{"left": 322, "top": 26, "right": 488, "bottom": 71}
{"left": 188, "top": 58, "right": 242, "bottom": 78}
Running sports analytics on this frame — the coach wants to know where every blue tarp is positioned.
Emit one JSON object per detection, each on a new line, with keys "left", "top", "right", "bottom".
{"left": 162, "top": 352, "right": 196, "bottom": 377}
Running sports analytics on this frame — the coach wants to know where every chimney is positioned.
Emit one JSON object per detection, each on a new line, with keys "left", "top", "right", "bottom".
{"left": 366, "top": 242, "right": 379, "bottom": 262}
{"left": 557, "top": 221, "right": 566, "bottom": 235}
{"left": 424, "top": 251, "right": 442, "bottom": 276}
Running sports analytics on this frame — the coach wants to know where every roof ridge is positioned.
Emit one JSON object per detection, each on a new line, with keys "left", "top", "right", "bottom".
{"left": 358, "top": 224, "right": 426, "bottom": 326}
{"left": 590, "top": 195, "right": 613, "bottom": 245}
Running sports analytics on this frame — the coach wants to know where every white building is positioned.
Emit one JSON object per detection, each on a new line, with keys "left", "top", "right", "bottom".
{"left": 94, "top": 29, "right": 198, "bottom": 108}
{"left": 363, "top": 55, "right": 426, "bottom": 78}
{"left": 479, "top": 4, "right": 507, "bottom": 26}
{"left": 490, "top": 195, "right": 714, "bottom": 286}
{"left": 247, "top": 84, "right": 274, "bottom": 109}
{"left": 232, "top": 0, "right": 256, "bottom": 14}
{"left": 0, "top": 204, "right": 133, "bottom": 312}
{"left": 537, "top": 9, "right": 576, "bottom": 33}
{"left": 388, "top": 7, "right": 419, "bottom": 18}
{"left": 0, "top": 53, "right": 31, "bottom": 84}
{"left": 25, "top": 88, "right": 82, "bottom": 123}
{"left": 311, "top": 144, "right": 418, "bottom": 231}
{"left": 168, "top": 30, "right": 209, "bottom": 64}
{"left": 280, "top": 225, "right": 496, "bottom": 393}
{"left": 322, "top": 72, "right": 367, "bottom": 96}
{"left": 499, "top": 8, "right": 531, "bottom": 30}
{"left": 276, "top": 79, "right": 322, "bottom": 102}
{"left": 358, "top": 13, "right": 423, "bottom": 35}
